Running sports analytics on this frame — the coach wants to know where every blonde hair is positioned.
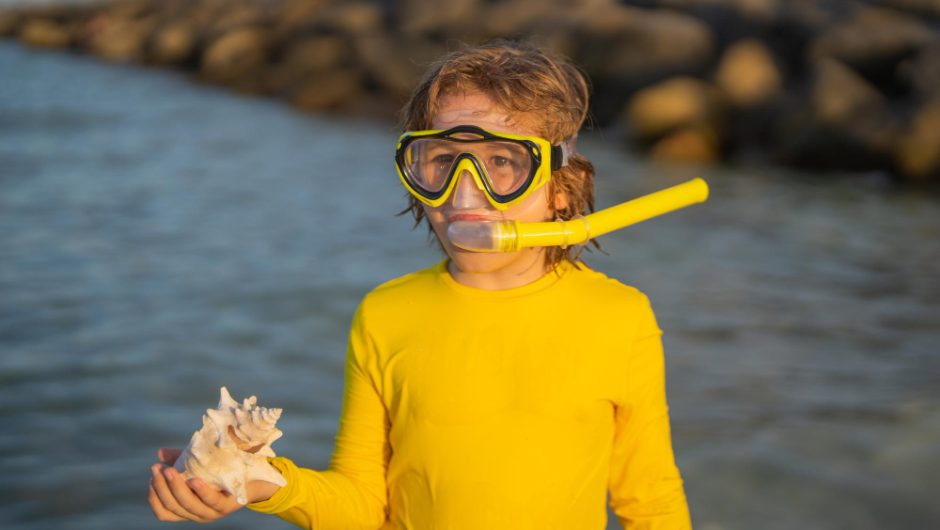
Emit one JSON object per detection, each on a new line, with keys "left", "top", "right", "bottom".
{"left": 399, "top": 39, "right": 598, "bottom": 268}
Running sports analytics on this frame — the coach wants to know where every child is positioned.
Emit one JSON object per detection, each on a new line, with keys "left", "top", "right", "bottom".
{"left": 149, "top": 40, "right": 691, "bottom": 529}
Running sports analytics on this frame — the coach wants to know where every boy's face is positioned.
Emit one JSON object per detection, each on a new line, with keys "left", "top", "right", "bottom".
{"left": 423, "top": 91, "right": 563, "bottom": 276}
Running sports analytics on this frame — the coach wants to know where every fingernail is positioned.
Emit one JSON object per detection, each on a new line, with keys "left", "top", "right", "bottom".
{"left": 163, "top": 468, "right": 174, "bottom": 480}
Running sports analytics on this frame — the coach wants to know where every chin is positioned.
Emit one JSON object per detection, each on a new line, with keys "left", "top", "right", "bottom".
{"left": 446, "top": 244, "right": 548, "bottom": 276}
{"left": 447, "top": 248, "right": 519, "bottom": 274}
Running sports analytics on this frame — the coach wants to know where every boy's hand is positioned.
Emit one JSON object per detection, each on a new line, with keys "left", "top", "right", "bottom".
{"left": 148, "top": 448, "right": 243, "bottom": 522}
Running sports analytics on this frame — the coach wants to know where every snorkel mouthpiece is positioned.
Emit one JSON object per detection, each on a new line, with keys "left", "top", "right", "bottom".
{"left": 446, "top": 220, "right": 520, "bottom": 253}
{"left": 447, "top": 178, "right": 709, "bottom": 252}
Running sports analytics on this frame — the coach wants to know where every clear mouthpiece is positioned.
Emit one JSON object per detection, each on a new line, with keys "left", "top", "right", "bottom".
{"left": 447, "top": 221, "right": 516, "bottom": 252}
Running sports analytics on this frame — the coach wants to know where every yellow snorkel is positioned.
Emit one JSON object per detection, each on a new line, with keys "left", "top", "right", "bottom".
{"left": 447, "top": 178, "right": 709, "bottom": 252}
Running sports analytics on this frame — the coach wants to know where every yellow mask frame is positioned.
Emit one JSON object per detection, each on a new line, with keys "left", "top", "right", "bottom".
{"left": 394, "top": 125, "right": 569, "bottom": 210}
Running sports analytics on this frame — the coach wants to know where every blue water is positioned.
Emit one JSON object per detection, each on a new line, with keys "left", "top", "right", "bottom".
{"left": 1, "top": 41, "right": 938, "bottom": 529}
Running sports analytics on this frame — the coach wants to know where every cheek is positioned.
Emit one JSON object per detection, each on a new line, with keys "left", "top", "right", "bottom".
{"left": 505, "top": 186, "right": 555, "bottom": 222}
{"left": 422, "top": 206, "right": 448, "bottom": 235}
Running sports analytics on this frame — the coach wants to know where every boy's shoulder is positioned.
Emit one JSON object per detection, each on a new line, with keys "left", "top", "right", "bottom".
{"left": 359, "top": 260, "right": 445, "bottom": 307}
{"left": 566, "top": 262, "right": 651, "bottom": 306}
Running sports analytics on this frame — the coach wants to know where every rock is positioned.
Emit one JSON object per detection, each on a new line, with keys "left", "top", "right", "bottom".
{"left": 772, "top": 58, "right": 898, "bottom": 170}
{"left": 148, "top": 20, "right": 198, "bottom": 65}
{"left": 352, "top": 33, "right": 445, "bottom": 99}
{"left": 574, "top": 4, "right": 714, "bottom": 79}
{"left": 267, "top": 34, "right": 351, "bottom": 93}
{"left": 19, "top": 18, "right": 72, "bottom": 48}
{"left": 396, "top": 0, "right": 483, "bottom": 37}
{"left": 571, "top": 3, "right": 716, "bottom": 121}
{"left": 811, "top": 58, "right": 885, "bottom": 124}
{"left": 287, "top": 67, "right": 364, "bottom": 112}
{"left": 895, "top": 96, "right": 940, "bottom": 181}
{"left": 714, "top": 38, "right": 783, "bottom": 107}
{"left": 207, "top": 3, "right": 267, "bottom": 35}
{"left": 810, "top": 6, "right": 935, "bottom": 88}
{"left": 201, "top": 26, "right": 269, "bottom": 90}
{"left": 658, "top": 0, "right": 781, "bottom": 22}
{"left": 896, "top": 38, "right": 940, "bottom": 100}
{"left": 0, "top": 11, "right": 23, "bottom": 37}
{"left": 478, "top": 0, "right": 557, "bottom": 38}
{"left": 649, "top": 124, "right": 723, "bottom": 164}
{"left": 318, "top": 1, "right": 384, "bottom": 36}
{"left": 268, "top": 0, "right": 331, "bottom": 45}
{"left": 84, "top": 11, "right": 158, "bottom": 62}
{"left": 624, "top": 76, "right": 725, "bottom": 143}
{"left": 877, "top": 0, "right": 940, "bottom": 18}
{"left": 653, "top": 0, "right": 783, "bottom": 47}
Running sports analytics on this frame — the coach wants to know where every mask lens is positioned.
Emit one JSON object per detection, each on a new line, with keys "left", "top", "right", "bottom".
{"left": 405, "top": 139, "right": 534, "bottom": 195}
{"left": 404, "top": 138, "right": 458, "bottom": 193}
{"left": 477, "top": 141, "right": 533, "bottom": 196}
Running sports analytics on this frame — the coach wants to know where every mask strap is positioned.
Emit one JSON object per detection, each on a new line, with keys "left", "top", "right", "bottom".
{"left": 551, "top": 133, "right": 578, "bottom": 171}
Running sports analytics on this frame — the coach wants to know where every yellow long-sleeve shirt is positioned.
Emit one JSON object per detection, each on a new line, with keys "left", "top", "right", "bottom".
{"left": 249, "top": 260, "right": 690, "bottom": 529}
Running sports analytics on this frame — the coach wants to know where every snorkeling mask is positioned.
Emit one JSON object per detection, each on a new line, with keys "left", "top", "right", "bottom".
{"left": 394, "top": 125, "right": 572, "bottom": 210}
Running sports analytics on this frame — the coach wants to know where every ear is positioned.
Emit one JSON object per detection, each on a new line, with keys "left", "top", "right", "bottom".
{"left": 553, "top": 190, "right": 569, "bottom": 211}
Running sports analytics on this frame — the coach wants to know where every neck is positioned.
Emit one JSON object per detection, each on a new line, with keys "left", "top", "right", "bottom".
{"left": 446, "top": 249, "right": 550, "bottom": 290}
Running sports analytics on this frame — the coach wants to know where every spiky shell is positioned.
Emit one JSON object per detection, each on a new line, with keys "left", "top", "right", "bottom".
{"left": 174, "top": 387, "right": 287, "bottom": 504}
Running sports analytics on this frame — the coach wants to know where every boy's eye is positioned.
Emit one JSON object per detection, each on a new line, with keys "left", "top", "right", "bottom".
{"left": 432, "top": 154, "right": 455, "bottom": 169}
{"left": 491, "top": 156, "right": 511, "bottom": 167}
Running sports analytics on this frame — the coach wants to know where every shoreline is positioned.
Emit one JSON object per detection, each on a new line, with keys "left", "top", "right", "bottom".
{"left": 3, "top": 0, "right": 940, "bottom": 184}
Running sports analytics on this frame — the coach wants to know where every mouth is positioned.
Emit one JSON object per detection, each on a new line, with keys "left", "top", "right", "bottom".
{"left": 446, "top": 212, "right": 499, "bottom": 223}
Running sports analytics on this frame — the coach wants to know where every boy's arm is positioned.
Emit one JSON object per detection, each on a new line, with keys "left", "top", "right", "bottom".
{"left": 249, "top": 305, "right": 390, "bottom": 530}
{"left": 608, "top": 296, "right": 691, "bottom": 529}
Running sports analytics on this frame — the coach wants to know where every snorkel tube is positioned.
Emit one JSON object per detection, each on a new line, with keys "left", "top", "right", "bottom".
{"left": 447, "top": 178, "right": 709, "bottom": 252}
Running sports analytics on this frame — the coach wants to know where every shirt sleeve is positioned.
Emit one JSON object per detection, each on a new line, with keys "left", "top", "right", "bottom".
{"left": 249, "top": 303, "right": 391, "bottom": 530}
{"left": 608, "top": 294, "right": 691, "bottom": 529}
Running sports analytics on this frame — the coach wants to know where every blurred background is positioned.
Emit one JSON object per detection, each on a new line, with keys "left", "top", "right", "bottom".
{"left": 1, "top": 0, "right": 938, "bottom": 529}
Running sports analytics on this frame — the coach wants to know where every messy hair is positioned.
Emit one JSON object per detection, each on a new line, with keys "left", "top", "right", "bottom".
{"left": 399, "top": 39, "right": 598, "bottom": 269}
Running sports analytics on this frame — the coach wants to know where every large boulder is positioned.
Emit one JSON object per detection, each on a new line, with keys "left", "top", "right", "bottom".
{"left": 316, "top": 1, "right": 384, "bottom": 36}
{"left": 147, "top": 20, "right": 198, "bottom": 65}
{"left": 773, "top": 59, "right": 898, "bottom": 170}
{"left": 83, "top": 10, "right": 158, "bottom": 62}
{"left": 287, "top": 67, "right": 364, "bottom": 112}
{"left": 573, "top": 3, "right": 715, "bottom": 80}
{"left": 0, "top": 11, "right": 24, "bottom": 37}
{"left": 625, "top": 76, "right": 725, "bottom": 140}
{"left": 206, "top": 3, "right": 268, "bottom": 36}
{"left": 877, "top": 0, "right": 940, "bottom": 18}
{"left": 895, "top": 96, "right": 940, "bottom": 181}
{"left": 396, "top": 0, "right": 484, "bottom": 39}
{"left": 267, "top": 34, "right": 351, "bottom": 93}
{"left": 19, "top": 18, "right": 72, "bottom": 48}
{"left": 810, "top": 6, "right": 935, "bottom": 88}
{"left": 200, "top": 26, "right": 270, "bottom": 91}
{"left": 811, "top": 58, "right": 885, "bottom": 124}
{"left": 569, "top": 3, "right": 716, "bottom": 122}
{"left": 652, "top": 0, "right": 784, "bottom": 48}
{"left": 714, "top": 38, "right": 783, "bottom": 108}
{"left": 624, "top": 76, "right": 726, "bottom": 163}
{"left": 897, "top": 38, "right": 940, "bottom": 100}
{"left": 649, "top": 125, "right": 724, "bottom": 164}
{"left": 352, "top": 33, "right": 445, "bottom": 100}
{"left": 478, "top": 0, "right": 557, "bottom": 38}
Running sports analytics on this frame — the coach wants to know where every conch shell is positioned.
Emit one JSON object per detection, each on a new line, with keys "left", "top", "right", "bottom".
{"left": 174, "top": 387, "right": 287, "bottom": 504}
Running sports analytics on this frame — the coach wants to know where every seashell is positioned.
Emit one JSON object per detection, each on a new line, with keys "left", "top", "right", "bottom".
{"left": 174, "top": 387, "right": 287, "bottom": 504}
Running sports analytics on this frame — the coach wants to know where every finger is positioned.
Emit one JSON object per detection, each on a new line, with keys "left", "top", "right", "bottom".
{"left": 157, "top": 447, "right": 183, "bottom": 465}
{"left": 189, "top": 477, "right": 241, "bottom": 514}
{"left": 148, "top": 482, "right": 185, "bottom": 522}
{"left": 163, "top": 466, "right": 225, "bottom": 521}
{"left": 151, "top": 464, "right": 205, "bottom": 522}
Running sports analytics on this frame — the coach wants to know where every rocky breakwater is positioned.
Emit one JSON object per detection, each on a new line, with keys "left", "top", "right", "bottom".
{"left": 3, "top": 0, "right": 940, "bottom": 183}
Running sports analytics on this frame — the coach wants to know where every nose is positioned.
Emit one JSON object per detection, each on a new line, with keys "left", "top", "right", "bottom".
{"left": 450, "top": 169, "right": 488, "bottom": 209}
